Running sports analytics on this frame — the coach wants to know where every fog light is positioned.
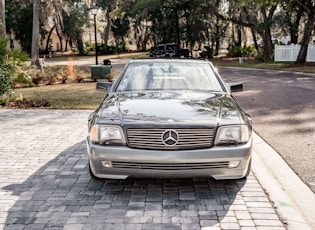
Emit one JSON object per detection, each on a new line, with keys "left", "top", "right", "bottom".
{"left": 228, "top": 161, "right": 240, "bottom": 168}
{"left": 101, "top": 161, "right": 112, "bottom": 168}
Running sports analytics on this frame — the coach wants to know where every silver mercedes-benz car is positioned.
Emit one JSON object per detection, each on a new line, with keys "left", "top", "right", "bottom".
{"left": 87, "top": 59, "right": 252, "bottom": 180}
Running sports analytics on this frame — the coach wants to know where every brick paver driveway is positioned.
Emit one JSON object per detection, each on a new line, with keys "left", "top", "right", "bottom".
{"left": 0, "top": 110, "right": 285, "bottom": 230}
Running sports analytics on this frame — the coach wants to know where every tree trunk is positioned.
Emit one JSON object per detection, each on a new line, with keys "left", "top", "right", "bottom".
{"left": 260, "top": 28, "right": 273, "bottom": 62}
{"left": 231, "top": 25, "right": 236, "bottom": 44}
{"left": 103, "top": 9, "right": 112, "bottom": 46}
{"left": 243, "top": 6, "right": 259, "bottom": 50}
{"left": 65, "top": 38, "right": 68, "bottom": 52}
{"left": 141, "top": 23, "right": 148, "bottom": 51}
{"left": 289, "top": 9, "right": 303, "bottom": 44}
{"left": 0, "top": 0, "right": 5, "bottom": 36}
{"left": 76, "top": 37, "right": 84, "bottom": 55}
{"left": 251, "top": 29, "right": 259, "bottom": 51}
{"left": 45, "top": 25, "right": 55, "bottom": 52}
{"left": 31, "top": 0, "right": 40, "bottom": 60}
{"left": 56, "top": 26, "right": 63, "bottom": 52}
{"left": 236, "top": 26, "right": 242, "bottom": 46}
{"left": 214, "top": 18, "right": 220, "bottom": 55}
{"left": 290, "top": 28, "right": 298, "bottom": 45}
{"left": 260, "top": 5, "right": 277, "bottom": 62}
{"left": 174, "top": 9, "right": 180, "bottom": 45}
{"left": 295, "top": 12, "right": 315, "bottom": 64}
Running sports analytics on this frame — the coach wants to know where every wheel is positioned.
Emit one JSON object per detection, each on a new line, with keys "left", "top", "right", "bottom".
{"left": 243, "top": 158, "right": 252, "bottom": 179}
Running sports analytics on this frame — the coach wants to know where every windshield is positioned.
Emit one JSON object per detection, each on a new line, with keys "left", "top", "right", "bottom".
{"left": 115, "top": 62, "right": 224, "bottom": 92}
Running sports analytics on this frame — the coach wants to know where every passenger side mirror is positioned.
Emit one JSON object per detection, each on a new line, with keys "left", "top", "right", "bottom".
{"left": 96, "top": 81, "right": 113, "bottom": 91}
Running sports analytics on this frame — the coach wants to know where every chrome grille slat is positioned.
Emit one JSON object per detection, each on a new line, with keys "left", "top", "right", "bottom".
{"left": 112, "top": 161, "right": 229, "bottom": 170}
{"left": 127, "top": 128, "right": 214, "bottom": 150}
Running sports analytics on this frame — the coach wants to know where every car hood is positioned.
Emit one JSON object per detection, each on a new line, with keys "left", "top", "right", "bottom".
{"left": 96, "top": 91, "right": 243, "bottom": 127}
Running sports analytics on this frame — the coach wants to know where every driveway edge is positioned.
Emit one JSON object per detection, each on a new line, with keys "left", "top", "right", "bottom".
{"left": 252, "top": 132, "right": 315, "bottom": 230}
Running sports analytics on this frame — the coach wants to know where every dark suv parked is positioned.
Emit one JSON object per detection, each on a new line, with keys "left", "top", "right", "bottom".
{"left": 150, "top": 43, "right": 190, "bottom": 58}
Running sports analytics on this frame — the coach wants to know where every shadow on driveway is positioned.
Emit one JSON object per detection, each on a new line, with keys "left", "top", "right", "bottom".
{"left": 2, "top": 140, "right": 246, "bottom": 229}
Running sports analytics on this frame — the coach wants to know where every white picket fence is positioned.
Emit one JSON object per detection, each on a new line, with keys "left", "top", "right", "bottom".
{"left": 274, "top": 44, "right": 315, "bottom": 62}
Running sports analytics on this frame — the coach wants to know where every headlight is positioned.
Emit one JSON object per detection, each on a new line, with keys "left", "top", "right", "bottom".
{"left": 215, "top": 125, "right": 251, "bottom": 145}
{"left": 90, "top": 125, "right": 126, "bottom": 145}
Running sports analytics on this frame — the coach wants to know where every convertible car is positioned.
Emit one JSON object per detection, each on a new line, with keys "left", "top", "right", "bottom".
{"left": 87, "top": 59, "right": 252, "bottom": 180}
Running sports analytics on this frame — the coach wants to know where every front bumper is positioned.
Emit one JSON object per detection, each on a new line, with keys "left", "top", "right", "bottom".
{"left": 86, "top": 137, "right": 253, "bottom": 180}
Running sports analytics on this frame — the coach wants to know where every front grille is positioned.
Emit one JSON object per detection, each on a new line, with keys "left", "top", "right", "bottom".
{"left": 127, "top": 128, "right": 214, "bottom": 150}
{"left": 112, "top": 161, "right": 229, "bottom": 170}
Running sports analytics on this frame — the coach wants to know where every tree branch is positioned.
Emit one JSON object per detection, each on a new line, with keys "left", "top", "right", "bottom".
{"left": 208, "top": 3, "right": 254, "bottom": 28}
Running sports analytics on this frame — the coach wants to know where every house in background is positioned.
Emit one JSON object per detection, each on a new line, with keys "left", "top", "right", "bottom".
{"left": 6, "top": 36, "right": 21, "bottom": 51}
{"left": 39, "top": 29, "right": 67, "bottom": 53}
{"left": 7, "top": 27, "right": 67, "bottom": 54}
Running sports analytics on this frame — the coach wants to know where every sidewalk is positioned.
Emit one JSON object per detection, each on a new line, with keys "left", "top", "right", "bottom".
{"left": 252, "top": 132, "right": 315, "bottom": 230}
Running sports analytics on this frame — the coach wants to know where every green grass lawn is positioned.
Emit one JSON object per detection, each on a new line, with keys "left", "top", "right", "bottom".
{"left": 211, "top": 58, "right": 315, "bottom": 73}
{"left": 13, "top": 82, "right": 105, "bottom": 110}
{"left": 221, "top": 62, "right": 315, "bottom": 73}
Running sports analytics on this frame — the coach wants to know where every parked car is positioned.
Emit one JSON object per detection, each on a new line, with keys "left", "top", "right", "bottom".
{"left": 87, "top": 59, "right": 252, "bottom": 180}
{"left": 150, "top": 43, "right": 190, "bottom": 58}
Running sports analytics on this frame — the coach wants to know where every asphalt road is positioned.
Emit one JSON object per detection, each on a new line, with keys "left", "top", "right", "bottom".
{"left": 218, "top": 67, "right": 315, "bottom": 193}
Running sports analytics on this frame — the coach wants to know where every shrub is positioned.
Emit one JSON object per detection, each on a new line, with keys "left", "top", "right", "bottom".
{"left": 0, "top": 36, "right": 31, "bottom": 93}
{"left": 256, "top": 48, "right": 265, "bottom": 62}
{"left": 227, "top": 44, "right": 256, "bottom": 57}
{"left": 0, "top": 96, "right": 9, "bottom": 106}
{"left": 0, "top": 37, "right": 28, "bottom": 68}
{"left": 242, "top": 45, "right": 256, "bottom": 57}
{"left": 98, "top": 44, "right": 117, "bottom": 55}
{"left": 0, "top": 37, "right": 9, "bottom": 65}
{"left": 200, "top": 46, "right": 213, "bottom": 59}
{"left": 12, "top": 72, "right": 36, "bottom": 87}
{"left": 9, "top": 49, "right": 29, "bottom": 66}
{"left": 227, "top": 45, "right": 242, "bottom": 57}
{"left": 0, "top": 68, "right": 12, "bottom": 97}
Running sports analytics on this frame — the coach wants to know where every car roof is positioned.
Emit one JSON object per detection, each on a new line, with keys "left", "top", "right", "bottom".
{"left": 128, "top": 59, "right": 210, "bottom": 65}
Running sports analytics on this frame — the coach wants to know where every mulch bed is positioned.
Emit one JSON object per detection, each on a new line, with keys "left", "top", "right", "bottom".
{"left": 5, "top": 100, "right": 51, "bottom": 109}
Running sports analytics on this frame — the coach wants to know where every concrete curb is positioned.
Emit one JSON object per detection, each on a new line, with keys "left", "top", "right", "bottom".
{"left": 252, "top": 132, "right": 315, "bottom": 230}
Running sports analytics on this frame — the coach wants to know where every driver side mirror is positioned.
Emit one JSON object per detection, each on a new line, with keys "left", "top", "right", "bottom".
{"left": 227, "top": 82, "right": 243, "bottom": 92}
